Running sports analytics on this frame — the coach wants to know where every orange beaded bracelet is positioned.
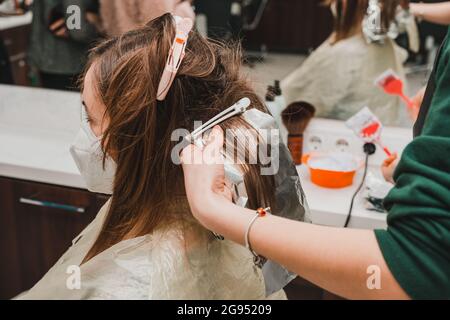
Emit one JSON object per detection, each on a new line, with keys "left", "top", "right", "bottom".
{"left": 245, "top": 207, "right": 271, "bottom": 268}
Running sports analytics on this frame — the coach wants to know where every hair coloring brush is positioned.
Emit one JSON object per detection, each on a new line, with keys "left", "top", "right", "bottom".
{"left": 346, "top": 107, "right": 393, "bottom": 157}
{"left": 375, "top": 69, "right": 418, "bottom": 116}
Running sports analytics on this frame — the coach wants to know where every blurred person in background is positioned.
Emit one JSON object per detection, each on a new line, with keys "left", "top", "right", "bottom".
{"left": 28, "top": 0, "right": 101, "bottom": 91}
{"left": 100, "top": 0, "right": 195, "bottom": 37}
{"left": 282, "top": 0, "right": 414, "bottom": 126}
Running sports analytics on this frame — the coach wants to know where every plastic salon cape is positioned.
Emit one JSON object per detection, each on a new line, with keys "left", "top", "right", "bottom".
{"left": 282, "top": 34, "right": 408, "bottom": 126}
{"left": 16, "top": 199, "right": 287, "bottom": 300}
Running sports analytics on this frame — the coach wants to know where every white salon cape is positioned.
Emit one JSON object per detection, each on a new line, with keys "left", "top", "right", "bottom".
{"left": 282, "top": 34, "right": 408, "bottom": 126}
{"left": 17, "top": 200, "right": 286, "bottom": 300}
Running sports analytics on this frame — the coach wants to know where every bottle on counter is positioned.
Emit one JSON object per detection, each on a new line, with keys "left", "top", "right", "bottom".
{"left": 273, "top": 80, "right": 286, "bottom": 111}
{"left": 265, "top": 85, "right": 278, "bottom": 116}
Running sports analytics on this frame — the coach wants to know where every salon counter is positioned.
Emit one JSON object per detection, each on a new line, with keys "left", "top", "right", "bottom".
{"left": 299, "top": 118, "right": 414, "bottom": 230}
{"left": 0, "top": 85, "right": 86, "bottom": 189}
{"left": 297, "top": 165, "right": 388, "bottom": 229}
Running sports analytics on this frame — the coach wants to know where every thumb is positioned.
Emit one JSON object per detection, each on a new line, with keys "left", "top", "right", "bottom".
{"left": 384, "top": 154, "right": 398, "bottom": 168}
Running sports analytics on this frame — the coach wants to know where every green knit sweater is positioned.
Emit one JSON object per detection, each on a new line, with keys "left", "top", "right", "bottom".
{"left": 375, "top": 29, "right": 450, "bottom": 300}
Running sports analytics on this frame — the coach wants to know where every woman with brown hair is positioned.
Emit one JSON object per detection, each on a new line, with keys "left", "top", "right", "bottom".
{"left": 17, "top": 13, "right": 287, "bottom": 300}
{"left": 282, "top": 0, "right": 414, "bottom": 126}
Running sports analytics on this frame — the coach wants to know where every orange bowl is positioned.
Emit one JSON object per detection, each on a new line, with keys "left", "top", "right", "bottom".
{"left": 302, "top": 153, "right": 358, "bottom": 189}
{"left": 309, "top": 168, "right": 356, "bottom": 188}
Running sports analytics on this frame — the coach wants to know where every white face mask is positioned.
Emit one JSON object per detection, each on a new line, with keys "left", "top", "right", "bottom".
{"left": 70, "top": 105, "right": 116, "bottom": 195}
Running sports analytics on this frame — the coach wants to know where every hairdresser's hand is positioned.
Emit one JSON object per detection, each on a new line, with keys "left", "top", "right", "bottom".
{"left": 49, "top": 18, "right": 69, "bottom": 38}
{"left": 412, "top": 86, "right": 426, "bottom": 110}
{"left": 408, "top": 86, "right": 426, "bottom": 120}
{"left": 181, "top": 126, "right": 233, "bottom": 222}
{"left": 381, "top": 153, "right": 399, "bottom": 184}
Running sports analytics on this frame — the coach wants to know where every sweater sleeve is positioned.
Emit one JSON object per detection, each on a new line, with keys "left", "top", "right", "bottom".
{"left": 375, "top": 35, "right": 450, "bottom": 300}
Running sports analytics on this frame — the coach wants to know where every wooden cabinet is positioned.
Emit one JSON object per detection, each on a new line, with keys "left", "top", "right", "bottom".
{"left": 0, "top": 23, "right": 31, "bottom": 86}
{"left": 0, "top": 177, "right": 342, "bottom": 300}
{"left": 0, "top": 177, "right": 107, "bottom": 299}
{"left": 284, "top": 277, "right": 344, "bottom": 300}
{"left": 243, "top": 0, "right": 334, "bottom": 53}
{"left": 0, "top": 177, "right": 21, "bottom": 299}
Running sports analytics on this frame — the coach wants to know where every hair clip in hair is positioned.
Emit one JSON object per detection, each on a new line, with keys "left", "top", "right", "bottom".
{"left": 156, "top": 16, "right": 194, "bottom": 101}
{"left": 186, "top": 97, "right": 252, "bottom": 144}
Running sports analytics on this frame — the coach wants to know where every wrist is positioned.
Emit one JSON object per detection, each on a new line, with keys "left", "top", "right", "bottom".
{"left": 410, "top": 3, "right": 425, "bottom": 20}
{"left": 190, "top": 191, "right": 228, "bottom": 225}
{"left": 198, "top": 194, "right": 257, "bottom": 245}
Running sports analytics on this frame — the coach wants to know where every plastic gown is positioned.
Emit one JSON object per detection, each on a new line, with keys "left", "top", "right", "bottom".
{"left": 282, "top": 34, "right": 408, "bottom": 126}
{"left": 16, "top": 199, "right": 287, "bottom": 300}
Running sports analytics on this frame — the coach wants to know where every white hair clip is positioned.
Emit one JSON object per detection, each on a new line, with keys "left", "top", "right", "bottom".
{"left": 185, "top": 97, "right": 251, "bottom": 144}
{"left": 156, "top": 16, "right": 194, "bottom": 101}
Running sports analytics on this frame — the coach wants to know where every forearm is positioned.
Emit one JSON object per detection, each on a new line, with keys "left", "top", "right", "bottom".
{"left": 203, "top": 196, "right": 409, "bottom": 300}
{"left": 410, "top": 2, "right": 450, "bottom": 25}
{"left": 252, "top": 216, "right": 408, "bottom": 300}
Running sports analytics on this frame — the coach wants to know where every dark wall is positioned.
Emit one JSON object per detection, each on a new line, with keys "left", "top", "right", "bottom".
{"left": 195, "top": 0, "right": 233, "bottom": 39}
{"left": 243, "top": 0, "right": 334, "bottom": 53}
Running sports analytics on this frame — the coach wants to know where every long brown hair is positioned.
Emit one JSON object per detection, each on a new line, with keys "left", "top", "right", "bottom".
{"left": 324, "top": 0, "right": 405, "bottom": 43}
{"left": 81, "top": 13, "right": 275, "bottom": 262}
